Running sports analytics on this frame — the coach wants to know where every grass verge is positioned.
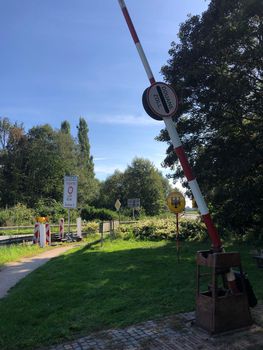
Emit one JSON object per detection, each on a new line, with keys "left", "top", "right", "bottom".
{"left": 0, "top": 244, "right": 55, "bottom": 269}
{"left": 0, "top": 239, "right": 262, "bottom": 349}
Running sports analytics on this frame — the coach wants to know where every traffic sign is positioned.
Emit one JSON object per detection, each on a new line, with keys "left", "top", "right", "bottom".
{"left": 167, "top": 191, "right": 185, "bottom": 213}
{"left": 115, "top": 199, "right": 121, "bottom": 211}
{"left": 127, "top": 198, "right": 140, "bottom": 208}
{"left": 63, "top": 176, "right": 78, "bottom": 209}
{"left": 142, "top": 82, "right": 178, "bottom": 120}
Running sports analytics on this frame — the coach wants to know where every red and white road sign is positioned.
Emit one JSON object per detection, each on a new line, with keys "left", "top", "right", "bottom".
{"left": 63, "top": 176, "right": 78, "bottom": 209}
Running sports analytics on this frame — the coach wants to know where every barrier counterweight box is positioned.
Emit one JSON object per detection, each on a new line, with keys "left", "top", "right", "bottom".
{"left": 196, "top": 250, "right": 252, "bottom": 333}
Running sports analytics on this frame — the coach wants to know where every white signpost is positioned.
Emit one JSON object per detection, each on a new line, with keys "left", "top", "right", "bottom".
{"left": 63, "top": 176, "right": 78, "bottom": 234}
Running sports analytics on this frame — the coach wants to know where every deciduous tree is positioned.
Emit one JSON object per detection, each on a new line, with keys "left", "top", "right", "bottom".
{"left": 158, "top": 0, "right": 263, "bottom": 235}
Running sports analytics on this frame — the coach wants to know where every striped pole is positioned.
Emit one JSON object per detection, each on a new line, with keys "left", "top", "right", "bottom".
{"left": 118, "top": 0, "right": 222, "bottom": 250}
{"left": 118, "top": 0, "right": 155, "bottom": 85}
{"left": 33, "top": 222, "right": 40, "bottom": 244}
{"left": 45, "top": 223, "right": 51, "bottom": 245}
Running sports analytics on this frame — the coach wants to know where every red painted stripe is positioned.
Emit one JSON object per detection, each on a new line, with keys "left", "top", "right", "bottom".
{"left": 122, "top": 7, "right": 139, "bottom": 44}
{"left": 174, "top": 146, "right": 195, "bottom": 181}
{"left": 150, "top": 77, "right": 156, "bottom": 85}
{"left": 202, "top": 213, "right": 222, "bottom": 249}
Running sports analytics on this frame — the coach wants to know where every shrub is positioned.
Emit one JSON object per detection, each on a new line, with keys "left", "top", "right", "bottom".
{"left": 116, "top": 217, "right": 207, "bottom": 242}
{"left": 34, "top": 199, "right": 78, "bottom": 223}
{"left": 0, "top": 210, "right": 11, "bottom": 226}
{"left": 83, "top": 221, "right": 99, "bottom": 234}
{"left": 81, "top": 206, "right": 118, "bottom": 221}
{"left": 0, "top": 204, "right": 34, "bottom": 226}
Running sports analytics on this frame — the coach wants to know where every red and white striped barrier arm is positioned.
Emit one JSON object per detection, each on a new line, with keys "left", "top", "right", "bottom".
{"left": 118, "top": 0, "right": 222, "bottom": 250}
{"left": 118, "top": 0, "right": 155, "bottom": 85}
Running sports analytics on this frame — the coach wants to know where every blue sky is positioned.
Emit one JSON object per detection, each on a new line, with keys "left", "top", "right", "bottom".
{"left": 0, "top": 0, "right": 208, "bottom": 194}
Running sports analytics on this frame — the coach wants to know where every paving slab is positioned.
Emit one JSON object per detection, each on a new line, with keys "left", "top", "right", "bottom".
{"left": 46, "top": 305, "right": 263, "bottom": 350}
{"left": 0, "top": 245, "right": 77, "bottom": 298}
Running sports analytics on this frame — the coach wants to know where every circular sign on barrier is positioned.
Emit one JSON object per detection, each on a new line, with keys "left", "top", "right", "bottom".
{"left": 167, "top": 191, "right": 185, "bottom": 214}
{"left": 142, "top": 82, "right": 178, "bottom": 120}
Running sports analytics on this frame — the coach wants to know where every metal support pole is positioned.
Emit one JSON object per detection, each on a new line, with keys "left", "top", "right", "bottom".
{"left": 176, "top": 213, "right": 180, "bottom": 263}
{"left": 68, "top": 208, "right": 70, "bottom": 234}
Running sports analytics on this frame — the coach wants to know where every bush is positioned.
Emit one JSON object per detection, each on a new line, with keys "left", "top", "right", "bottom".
{"left": 34, "top": 199, "right": 78, "bottom": 223}
{"left": 0, "top": 210, "right": 12, "bottom": 226}
{"left": 0, "top": 204, "right": 34, "bottom": 226}
{"left": 83, "top": 221, "right": 99, "bottom": 234}
{"left": 81, "top": 206, "right": 118, "bottom": 221}
{"left": 116, "top": 217, "right": 207, "bottom": 242}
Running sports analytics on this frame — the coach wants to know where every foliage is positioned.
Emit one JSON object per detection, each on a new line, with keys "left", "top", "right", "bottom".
{"left": 81, "top": 206, "right": 118, "bottom": 221}
{"left": 34, "top": 199, "right": 79, "bottom": 223}
{"left": 116, "top": 217, "right": 207, "bottom": 242}
{"left": 97, "top": 158, "right": 172, "bottom": 216}
{"left": 76, "top": 117, "right": 99, "bottom": 205}
{"left": 0, "top": 204, "right": 34, "bottom": 226}
{"left": 0, "top": 117, "right": 100, "bottom": 209}
{"left": 158, "top": 0, "right": 263, "bottom": 236}
{"left": 82, "top": 220, "right": 100, "bottom": 234}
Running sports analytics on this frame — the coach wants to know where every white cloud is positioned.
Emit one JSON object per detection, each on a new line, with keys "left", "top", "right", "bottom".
{"left": 90, "top": 114, "right": 159, "bottom": 126}
{"left": 93, "top": 157, "right": 110, "bottom": 161}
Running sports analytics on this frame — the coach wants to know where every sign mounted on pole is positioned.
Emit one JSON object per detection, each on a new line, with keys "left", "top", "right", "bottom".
{"left": 63, "top": 176, "right": 78, "bottom": 209}
{"left": 127, "top": 198, "right": 140, "bottom": 209}
{"left": 166, "top": 191, "right": 185, "bottom": 214}
{"left": 115, "top": 199, "right": 121, "bottom": 211}
{"left": 142, "top": 82, "right": 178, "bottom": 120}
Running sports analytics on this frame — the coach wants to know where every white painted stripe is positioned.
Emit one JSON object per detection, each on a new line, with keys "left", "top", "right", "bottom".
{"left": 163, "top": 117, "right": 182, "bottom": 148}
{"left": 118, "top": 0, "right": 126, "bottom": 9}
{"left": 189, "top": 179, "right": 209, "bottom": 215}
{"left": 135, "top": 42, "right": 154, "bottom": 81}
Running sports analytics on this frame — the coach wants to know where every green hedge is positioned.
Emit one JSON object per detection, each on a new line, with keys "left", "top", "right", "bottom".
{"left": 81, "top": 206, "right": 118, "bottom": 221}
{"left": 116, "top": 217, "right": 207, "bottom": 242}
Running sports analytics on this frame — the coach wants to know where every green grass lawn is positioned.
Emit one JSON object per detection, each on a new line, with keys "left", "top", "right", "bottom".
{"left": 0, "top": 244, "right": 55, "bottom": 268}
{"left": 0, "top": 239, "right": 262, "bottom": 350}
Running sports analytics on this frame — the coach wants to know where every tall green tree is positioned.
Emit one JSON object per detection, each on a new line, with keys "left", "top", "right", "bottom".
{"left": 77, "top": 117, "right": 94, "bottom": 174}
{"left": 98, "top": 158, "right": 171, "bottom": 215}
{"left": 24, "top": 125, "right": 65, "bottom": 206}
{"left": 0, "top": 123, "right": 27, "bottom": 206}
{"left": 57, "top": 121, "right": 77, "bottom": 176}
{"left": 124, "top": 158, "right": 169, "bottom": 215}
{"left": 97, "top": 170, "right": 126, "bottom": 209}
{"left": 76, "top": 117, "right": 98, "bottom": 205}
{"left": 158, "top": 0, "right": 263, "bottom": 235}
{"left": 0, "top": 117, "right": 12, "bottom": 151}
{"left": 60, "top": 120, "right": 71, "bottom": 134}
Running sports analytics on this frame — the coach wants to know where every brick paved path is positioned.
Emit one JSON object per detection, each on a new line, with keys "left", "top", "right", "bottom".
{"left": 48, "top": 305, "right": 263, "bottom": 350}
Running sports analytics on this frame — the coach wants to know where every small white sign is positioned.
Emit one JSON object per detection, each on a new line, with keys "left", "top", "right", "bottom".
{"left": 63, "top": 176, "right": 78, "bottom": 208}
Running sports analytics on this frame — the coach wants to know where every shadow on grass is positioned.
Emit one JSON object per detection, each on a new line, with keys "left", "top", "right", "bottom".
{"left": 0, "top": 239, "right": 260, "bottom": 350}
{"left": 0, "top": 240, "right": 203, "bottom": 349}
